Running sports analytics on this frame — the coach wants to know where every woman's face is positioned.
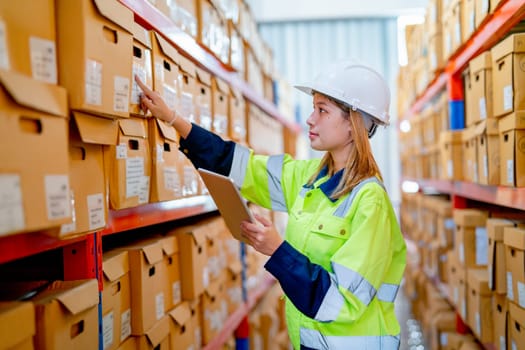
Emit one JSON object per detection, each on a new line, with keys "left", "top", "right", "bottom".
{"left": 306, "top": 93, "right": 353, "bottom": 153}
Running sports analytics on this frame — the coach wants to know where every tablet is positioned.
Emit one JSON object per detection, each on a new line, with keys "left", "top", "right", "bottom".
{"left": 198, "top": 168, "right": 254, "bottom": 242}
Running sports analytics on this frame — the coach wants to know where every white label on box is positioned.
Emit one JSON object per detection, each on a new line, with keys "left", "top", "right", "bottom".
{"left": 120, "top": 309, "right": 131, "bottom": 342}
{"left": 60, "top": 189, "right": 76, "bottom": 234}
{"left": 475, "top": 227, "right": 488, "bottom": 265}
{"left": 116, "top": 143, "right": 127, "bottom": 159}
{"left": 475, "top": 312, "right": 481, "bottom": 335}
{"left": 164, "top": 167, "right": 180, "bottom": 194}
{"left": 138, "top": 176, "right": 150, "bottom": 204}
{"left": 447, "top": 160, "right": 453, "bottom": 178}
{"left": 183, "top": 164, "right": 198, "bottom": 196}
{"left": 445, "top": 218, "right": 455, "bottom": 230}
{"left": 180, "top": 92, "right": 195, "bottom": 122}
{"left": 156, "top": 144, "right": 164, "bottom": 162}
{"left": 131, "top": 64, "right": 146, "bottom": 105}
{"left": 454, "top": 287, "right": 459, "bottom": 304}
{"left": 114, "top": 76, "right": 130, "bottom": 113}
{"left": 500, "top": 336, "right": 506, "bottom": 350}
{"left": 102, "top": 311, "right": 114, "bottom": 350}
{"left": 172, "top": 281, "right": 181, "bottom": 305}
{"left": 29, "top": 37, "right": 57, "bottom": 84}
{"left": 155, "top": 292, "right": 164, "bottom": 320}
{"left": 461, "top": 301, "right": 466, "bottom": 319}
{"left": 155, "top": 62, "right": 164, "bottom": 82}
{"left": 488, "top": 265, "right": 493, "bottom": 289}
{"left": 455, "top": 23, "right": 461, "bottom": 43}
{"left": 504, "top": 85, "right": 513, "bottom": 111}
{"left": 0, "top": 21, "right": 9, "bottom": 69}
{"left": 85, "top": 59, "right": 102, "bottom": 106}
{"left": 126, "top": 157, "right": 145, "bottom": 198}
{"left": 482, "top": 0, "right": 489, "bottom": 13}
{"left": 0, "top": 174, "right": 25, "bottom": 235}
{"left": 200, "top": 105, "right": 212, "bottom": 130}
{"left": 508, "top": 271, "right": 514, "bottom": 300}
{"left": 507, "top": 159, "right": 514, "bottom": 184}
{"left": 431, "top": 53, "right": 437, "bottom": 70}
{"left": 470, "top": 12, "right": 475, "bottom": 33}
{"left": 473, "top": 162, "right": 479, "bottom": 183}
{"left": 512, "top": 340, "right": 517, "bottom": 350}
{"left": 518, "top": 281, "right": 525, "bottom": 307}
{"left": 87, "top": 193, "right": 105, "bottom": 230}
{"left": 203, "top": 266, "right": 209, "bottom": 288}
{"left": 483, "top": 155, "right": 488, "bottom": 178}
{"left": 163, "top": 84, "right": 177, "bottom": 111}
{"left": 440, "top": 333, "right": 448, "bottom": 346}
{"left": 479, "top": 97, "right": 487, "bottom": 120}
{"left": 459, "top": 243, "right": 465, "bottom": 263}
{"left": 45, "top": 175, "right": 71, "bottom": 220}
{"left": 194, "top": 327, "right": 202, "bottom": 349}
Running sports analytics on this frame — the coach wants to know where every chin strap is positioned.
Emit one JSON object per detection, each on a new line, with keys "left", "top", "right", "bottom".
{"left": 368, "top": 123, "right": 378, "bottom": 138}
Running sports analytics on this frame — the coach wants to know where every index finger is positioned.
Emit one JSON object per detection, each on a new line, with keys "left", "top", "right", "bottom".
{"left": 134, "top": 74, "right": 154, "bottom": 97}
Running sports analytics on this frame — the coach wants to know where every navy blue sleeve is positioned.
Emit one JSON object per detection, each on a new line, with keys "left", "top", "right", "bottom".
{"left": 264, "top": 241, "right": 332, "bottom": 319}
{"left": 178, "top": 123, "right": 236, "bottom": 176}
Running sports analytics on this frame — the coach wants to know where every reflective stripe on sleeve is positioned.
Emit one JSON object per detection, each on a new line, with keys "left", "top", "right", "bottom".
{"left": 229, "top": 144, "right": 251, "bottom": 187}
{"left": 332, "top": 262, "right": 376, "bottom": 306}
{"left": 313, "top": 274, "right": 345, "bottom": 322}
{"left": 267, "top": 154, "right": 287, "bottom": 211}
{"left": 300, "top": 329, "right": 401, "bottom": 350}
{"left": 377, "top": 283, "right": 399, "bottom": 303}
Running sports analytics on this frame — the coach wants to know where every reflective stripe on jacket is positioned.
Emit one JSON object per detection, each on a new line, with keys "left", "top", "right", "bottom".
{"left": 229, "top": 144, "right": 407, "bottom": 350}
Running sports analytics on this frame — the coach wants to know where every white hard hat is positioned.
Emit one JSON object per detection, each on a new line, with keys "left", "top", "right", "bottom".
{"left": 295, "top": 60, "right": 391, "bottom": 126}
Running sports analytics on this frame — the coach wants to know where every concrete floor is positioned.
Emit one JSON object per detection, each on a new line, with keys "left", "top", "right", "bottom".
{"left": 395, "top": 280, "right": 428, "bottom": 350}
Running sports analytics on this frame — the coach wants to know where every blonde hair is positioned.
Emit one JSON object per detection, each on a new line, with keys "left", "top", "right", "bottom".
{"left": 306, "top": 95, "right": 383, "bottom": 200}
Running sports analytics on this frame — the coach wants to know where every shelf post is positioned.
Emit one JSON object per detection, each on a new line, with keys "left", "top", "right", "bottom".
{"left": 447, "top": 72, "right": 465, "bottom": 130}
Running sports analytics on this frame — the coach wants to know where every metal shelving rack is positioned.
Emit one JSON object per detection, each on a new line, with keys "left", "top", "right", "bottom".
{"left": 0, "top": 0, "right": 299, "bottom": 348}
{"left": 403, "top": 1, "right": 525, "bottom": 349}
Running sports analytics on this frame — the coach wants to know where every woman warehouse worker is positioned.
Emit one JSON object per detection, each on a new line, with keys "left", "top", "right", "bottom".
{"left": 135, "top": 60, "right": 406, "bottom": 350}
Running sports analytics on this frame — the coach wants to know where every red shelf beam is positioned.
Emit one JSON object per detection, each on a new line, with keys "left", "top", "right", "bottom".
{"left": 101, "top": 196, "right": 217, "bottom": 235}
{"left": 118, "top": 0, "right": 302, "bottom": 134}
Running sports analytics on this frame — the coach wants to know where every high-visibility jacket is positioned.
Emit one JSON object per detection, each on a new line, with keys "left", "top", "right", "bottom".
{"left": 179, "top": 125, "right": 407, "bottom": 350}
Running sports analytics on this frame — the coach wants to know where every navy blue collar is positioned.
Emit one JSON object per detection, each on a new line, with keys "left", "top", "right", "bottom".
{"left": 303, "top": 166, "right": 344, "bottom": 202}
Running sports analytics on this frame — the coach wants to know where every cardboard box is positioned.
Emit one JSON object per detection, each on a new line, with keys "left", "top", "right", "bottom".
{"left": 461, "top": 125, "right": 478, "bottom": 183}
{"left": 125, "top": 240, "right": 166, "bottom": 335}
{"left": 0, "top": 1, "right": 57, "bottom": 83}
{"left": 466, "top": 268, "right": 493, "bottom": 343}
{"left": 429, "top": 310, "right": 456, "bottom": 350}
{"left": 195, "top": 68, "right": 213, "bottom": 131}
{"left": 136, "top": 316, "right": 170, "bottom": 350}
{"left": 492, "top": 293, "right": 508, "bottom": 350}
{"left": 32, "top": 279, "right": 99, "bottom": 350}
{"left": 439, "top": 130, "right": 464, "bottom": 180}
{"left": 178, "top": 55, "right": 198, "bottom": 124}
{"left": 174, "top": 225, "right": 209, "bottom": 300}
{"left": 0, "top": 69, "right": 71, "bottom": 236}
{"left": 158, "top": 235, "right": 181, "bottom": 312}
{"left": 116, "top": 336, "right": 136, "bottom": 350}
{"left": 105, "top": 117, "right": 151, "bottom": 209}
{"left": 150, "top": 31, "right": 180, "bottom": 114}
{"left": 130, "top": 22, "right": 153, "bottom": 117}
{"left": 228, "top": 20, "right": 245, "bottom": 74}
{"left": 225, "top": 260, "right": 243, "bottom": 315}
{"left": 487, "top": 218, "right": 518, "bottom": 294}
{"left": 204, "top": 219, "right": 225, "bottom": 283}
{"left": 509, "top": 301, "right": 525, "bottom": 350}
{"left": 102, "top": 250, "right": 132, "bottom": 350}
{"left": 56, "top": 0, "right": 134, "bottom": 118}
{"left": 453, "top": 209, "right": 489, "bottom": 268}
{"left": 189, "top": 299, "right": 203, "bottom": 348}
{"left": 0, "top": 302, "right": 35, "bottom": 350}
{"left": 475, "top": 119, "right": 500, "bottom": 185}
{"left": 167, "top": 302, "right": 194, "bottom": 350}
{"left": 229, "top": 86, "right": 246, "bottom": 143}
{"left": 491, "top": 33, "right": 525, "bottom": 117}
{"left": 212, "top": 76, "right": 230, "bottom": 138}
{"left": 201, "top": 280, "right": 227, "bottom": 345}
{"left": 148, "top": 118, "right": 184, "bottom": 202}
{"left": 469, "top": 52, "right": 493, "bottom": 124}
{"left": 498, "top": 111, "right": 525, "bottom": 187}
{"left": 504, "top": 227, "right": 525, "bottom": 307}
{"left": 461, "top": 0, "right": 475, "bottom": 43}
{"left": 174, "top": 0, "right": 198, "bottom": 38}
{"left": 61, "top": 113, "right": 117, "bottom": 237}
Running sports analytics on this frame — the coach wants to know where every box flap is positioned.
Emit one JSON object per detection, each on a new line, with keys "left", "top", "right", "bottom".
{"left": 73, "top": 112, "right": 119, "bottom": 145}
{"left": 499, "top": 111, "right": 525, "bottom": 133}
{"left": 191, "top": 226, "right": 208, "bottom": 247}
{"left": 229, "top": 86, "right": 243, "bottom": 99}
{"left": 103, "top": 250, "right": 129, "bottom": 282}
{"left": 228, "top": 260, "right": 242, "bottom": 274}
{"left": 469, "top": 51, "right": 492, "bottom": 74}
{"left": 453, "top": 209, "right": 488, "bottom": 227}
{"left": 145, "top": 315, "right": 169, "bottom": 346}
{"left": 487, "top": 218, "right": 515, "bottom": 241}
{"left": 156, "top": 118, "right": 178, "bottom": 142}
{"left": 214, "top": 77, "right": 229, "bottom": 94}
{"left": 159, "top": 236, "right": 178, "bottom": 256}
{"left": 491, "top": 32, "right": 525, "bottom": 61}
{"left": 439, "top": 129, "right": 463, "bottom": 144}
{"left": 168, "top": 301, "right": 192, "bottom": 326}
{"left": 467, "top": 268, "right": 490, "bottom": 295}
{"left": 204, "top": 280, "right": 222, "bottom": 298}
{"left": 153, "top": 31, "right": 179, "bottom": 63}
{"left": 178, "top": 55, "right": 196, "bottom": 77}
{"left": 504, "top": 227, "right": 525, "bottom": 250}
{"left": 0, "top": 69, "right": 68, "bottom": 117}
{"left": 39, "top": 279, "right": 99, "bottom": 315}
{"left": 93, "top": 0, "right": 134, "bottom": 34}
{"left": 132, "top": 22, "right": 151, "bottom": 49}
{"left": 0, "top": 302, "right": 35, "bottom": 349}
{"left": 195, "top": 68, "right": 212, "bottom": 86}
{"left": 472, "top": 119, "right": 487, "bottom": 137}
{"left": 119, "top": 118, "right": 147, "bottom": 138}
{"left": 141, "top": 242, "right": 164, "bottom": 265}
{"left": 510, "top": 300, "right": 525, "bottom": 326}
